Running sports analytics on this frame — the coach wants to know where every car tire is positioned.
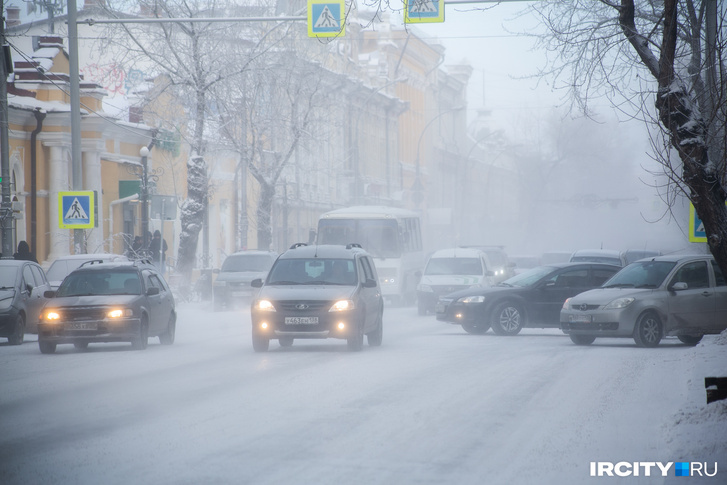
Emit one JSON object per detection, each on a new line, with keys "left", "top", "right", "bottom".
{"left": 252, "top": 334, "right": 270, "bottom": 352}
{"left": 569, "top": 334, "right": 596, "bottom": 345}
{"left": 633, "top": 312, "right": 662, "bottom": 347}
{"left": 366, "top": 312, "right": 383, "bottom": 347}
{"left": 39, "top": 340, "right": 56, "bottom": 354}
{"left": 132, "top": 317, "right": 149, "bottom": 350}
{"left": 461, "top": 322, "right": 490, "bottom": 335}
{"left": 73, "top": 342, "right": 89, "bottom": 350}
{"left": 347, "top": 321, "right": 365, "bottom": 351}
{"left": 8, "top": 313, "right": 25, "bottom": 345}
{"left": 678, "top": 335, "right": 703, "bottom": 346}
{"left": 159, "top": 314, "right": 176, "bottom": 345}
{"left": 490, "top": 301, "right": 525, "bottom": 336}
{"left": 279, "top": 337, "right": 294, "bottom": 347}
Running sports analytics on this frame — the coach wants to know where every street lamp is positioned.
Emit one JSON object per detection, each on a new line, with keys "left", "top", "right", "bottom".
{"left": 139, "top": 146, "right": 150, "bottom": 251}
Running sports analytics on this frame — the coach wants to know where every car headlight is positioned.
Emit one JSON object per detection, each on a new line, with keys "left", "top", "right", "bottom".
{"left": 459, "top": 295, "right": 485, "bottom": 304}
{"left": 43, "top": 310, "right": 61, "bottom": 322}
{"left": 0, "top": 297, "right": 13, "bottom": 310}
{"left": 562, "top": 298, "right": 571, "bottom": 310}
{"left": 417, "top": 284, "right": 433, "bottom": 292}
{"left": 255, "top": 300, "right": 276, "bottom": 312}
{"left": 107, "top": 308, "right": 133, "bottom": 318}
{"left": 329, "top": 300, "right": 355, "bottom": 312}
{"left": 604, "top": 297, "right": 635, "bottom": 310}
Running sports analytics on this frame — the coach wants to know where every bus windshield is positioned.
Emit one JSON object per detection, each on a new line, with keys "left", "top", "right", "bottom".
{"left": 317, "top": 219, "right": 400, "bottom": 258}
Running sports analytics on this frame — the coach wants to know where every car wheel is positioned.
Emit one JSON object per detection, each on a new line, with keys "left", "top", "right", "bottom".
{"left": 490, "top": 301, "right": 525, "bottom": 336}
{"left": 633, "top": 312, "right": 662, "bottom": 347}
{"left": 417, "top": 300, "right": 428, "bottom": 316}
{"left": 347, "top": 321, "right": 365, "bottom": 351}
{"left": 8, "top": 313, "right": 25, "bottom": 345}
{"left": 252, "top": 333, "right": 269, "bottom": 352}
{"left": 132, "top": 316, "right": 149, "bottom": 350}
{"left": 569, "top": 334, "right": 596, "bottom": 346}
{"left": 461, "top": 322, "right": 490, "bottom": 335}
{"left": 159, "top": 313, "right": 176, "bottom": 345}
{"left": 279, "top": 337, "right": 294, "bottom": 347}
{"left": 678, "top": 335, "right": 703, "bottom": 346}
{"left": 73, "top": 342, "right": 89, "bottom": 350}
{"left": 39, "top": 340, "right": 56, "bottom": 354}
{"left": 366, "top": 312, "right": 383, "bottom": 347}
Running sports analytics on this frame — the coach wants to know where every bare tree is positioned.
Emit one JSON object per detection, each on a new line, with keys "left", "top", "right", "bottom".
{"left": 523, "top": 0, "right": 727, "bottom": 273}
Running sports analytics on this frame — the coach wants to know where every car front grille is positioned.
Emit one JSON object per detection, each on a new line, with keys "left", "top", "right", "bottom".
{"left": 60, "top": 307, "right": 109, "bottom": 321}
{"left": 278, "top": 300, "right": 330, "bottom": 312}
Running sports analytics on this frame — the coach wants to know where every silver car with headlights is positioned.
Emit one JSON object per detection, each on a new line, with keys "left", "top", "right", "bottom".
{"left": 561, "top": 254, "right": 727, "bottom": 347}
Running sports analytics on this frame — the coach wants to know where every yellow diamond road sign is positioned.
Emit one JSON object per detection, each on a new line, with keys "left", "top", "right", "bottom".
{"left": 308, "top": 0, "right": 345, "bottom": 38}
{"left": 405, "top": 0, "right": 444, "bottom": 24}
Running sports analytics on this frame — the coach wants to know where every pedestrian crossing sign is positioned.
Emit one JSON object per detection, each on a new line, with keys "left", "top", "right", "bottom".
{"left": 404, "top": 0, "right": 444, "bottom": 24}
{"left": 689, "top": 201, "right": 726, "bottom": 243}
{"left": 59, "top": 191, "right": 95, "bottom": 229}
{"left": 308, "top": 0, "right": 345, "bottom": 38}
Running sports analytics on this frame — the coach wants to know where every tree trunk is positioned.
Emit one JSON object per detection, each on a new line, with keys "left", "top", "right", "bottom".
{"left": 256, "top": 183, "right": 275, "bottom": 250}
{"left": 176, "top": 156, "right": 208, "bottom": 279}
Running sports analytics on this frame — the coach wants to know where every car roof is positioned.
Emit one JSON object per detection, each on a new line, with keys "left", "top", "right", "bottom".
{"left": 571, "top": 249, "right": 623, "bottom": 257}
{"left": 630, "top": 253, "right": 713, "bottom": 263}
{"left": 50, "top": 253, "right": 127, "bottom": 261}
{"left": 278, "top": 244, "right": 368, "bottom": 259}
{"left": 540, "top": 262, "right": 622, "bottom": 270}
{"left": 73, "top": 260, "right": 155, "bottom": 272}
{"left": 0, "top": 259, "right": 36, "bottom": 266}
{"left": 430, "top": 247, "right": 486, "bottom": 258}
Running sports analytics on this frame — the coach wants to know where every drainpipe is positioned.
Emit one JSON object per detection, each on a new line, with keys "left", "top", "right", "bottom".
{"left": 30, "top": 108, "right": 46, "bottom": 256}
{"left": 109, "top": 193, "right": 139, "bottom": 252}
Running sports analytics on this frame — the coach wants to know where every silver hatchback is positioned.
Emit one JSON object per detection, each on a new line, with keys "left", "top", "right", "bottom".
{"left": 560, "top": 254, "right": 727, "bottom": 347}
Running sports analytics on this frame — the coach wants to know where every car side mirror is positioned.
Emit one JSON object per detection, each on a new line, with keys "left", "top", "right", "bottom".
{"left": 670, "top": 282, "right": 688, "bottom": 291}
{"left": 364, "top": 278, "right": 377, "bottom": 288}
{"left": 147, "top": 287, "right": 160, "bottom": 296}
{"left": 44, "top": 290, "right": 56, "bottom": 298}
{"left": 251, "top": 278, "right": 263, "bottom": 288}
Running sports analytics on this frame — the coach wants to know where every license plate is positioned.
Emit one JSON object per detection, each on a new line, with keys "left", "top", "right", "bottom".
{"left": 66, "top": 322, "right": 97, "bottom": 330}
{"left": 570, "top": 314, "right": 592, "bottom": 323}
{"left": 285, "top": 317, "right": 319, "bottom": 325}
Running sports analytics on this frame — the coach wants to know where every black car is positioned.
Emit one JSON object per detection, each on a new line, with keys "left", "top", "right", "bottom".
{"left": 250, "top": 243, "right": 384, "bottom": 352}
{"left": 436, "top": 263, "right": 620, "bottom": 335}
{"left": 0, "top": 260, "right": 51, "bottom": 344}
{"left": 37, "top": 259, "right": 176, "bottom": 353}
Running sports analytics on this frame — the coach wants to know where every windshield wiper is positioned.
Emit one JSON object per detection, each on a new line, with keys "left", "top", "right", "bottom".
{"left": 603, "top": 283, "right": 635, "bottom": 288}
{"left": 0, "top": 286, "right": 15, "bottom": 290}
{"left": 497, "top": 282, "right": 514, "bottom": 287}
{"left": 302, "top": 280, "right": 327, "bottom": 285}
{"left": 269, "top": 280, "right": 299, "bottom": 285}
{"left": 634, "top": 284, "right": 658, "bottom": 289}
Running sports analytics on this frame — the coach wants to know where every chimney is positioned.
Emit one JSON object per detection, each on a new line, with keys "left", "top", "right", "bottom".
{"left": 6, "top": 5, "right": 21, "bottom": 27}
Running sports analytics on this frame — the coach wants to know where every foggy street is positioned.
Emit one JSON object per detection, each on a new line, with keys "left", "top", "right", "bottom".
{"left": 2, "top": 302, "right": 723, "bottom": 484}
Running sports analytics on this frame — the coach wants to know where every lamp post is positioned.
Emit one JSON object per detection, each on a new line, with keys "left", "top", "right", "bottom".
{"left": 139, "top": 146, "right": 150, "bottom": 251}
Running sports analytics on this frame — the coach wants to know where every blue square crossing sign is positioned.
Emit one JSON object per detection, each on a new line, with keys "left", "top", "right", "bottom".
{"left": 59, "top": 191, "right": 95, "bottom": 229}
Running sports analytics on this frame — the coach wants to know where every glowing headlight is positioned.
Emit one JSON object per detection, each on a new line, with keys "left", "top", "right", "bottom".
{"left": 329, "top": 300, "right": 355, "bottom": 312}
{"left": 107, "top": 308, "right": 133, "bottom": 318}
{"left": 417, "top": 284, "right": 433, "bottom": 292}
{"left": 604, "top": 297, "right": 634, "bottom": 310}
{"left": 459, "top": 295, "right": 485, "bottom": 304}
{"left": 256, "top": 300, "right": 276, "bottom": 312}
{"left": 562, "top": 298, "right": 571, "bottom": 310}
{"left": 44, "top": 310, "right": 61, "bottom": 321}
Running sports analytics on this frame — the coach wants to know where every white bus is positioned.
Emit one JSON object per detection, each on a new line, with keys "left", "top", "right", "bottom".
{"left": 317, "top": 206, "right": 424, "bottom": 305}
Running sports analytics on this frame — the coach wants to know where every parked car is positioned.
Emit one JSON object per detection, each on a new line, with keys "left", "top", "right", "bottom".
{"left": 540, "top": 251, "right": 572, "bottom": 265}
{"left": 212, "top": 250, "right": 277, "bottom": 311}
{"left": 570, "top": 249, "right": 627, "bottom": 267}
{"left": 416, "top": 247, "right": 495, "bottom": 316}
{"left": 436, "top": 263, "right": 620, "bottom": 335}
{"left": 46, "top": 253, "right": 129, "bottom": 290}
{"left": 250, "top": 243, "right": 384, "bottom": 352}
{"left": 561, "top": 254, "right": 726, "bottom": 347}
{"left": 37, "top": 259, "right": 176, "bottom": 353}
{"left": 0, "top": 260, "right": 52, "bottom": 344}
{"left": 623, "top": 249, "right": 662, "bottom": 265}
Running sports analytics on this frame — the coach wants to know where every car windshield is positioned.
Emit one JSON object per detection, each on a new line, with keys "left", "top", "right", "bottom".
{"left": 221, "top": 254, "right": 274, "bottom": 272}
{"left": 424, "top": 257, "right": 482, "bottom": 276}
{"left": 57, "top": 270, "right": 143, "bottom": 296}
{"left": 498, "top": 266, "right": 556, "bottom": 287}
{"left": 0, "top": 267, "right": 17, "bottom": 288}
{"left": 602, "top": 261, "right": 676, "bottom": 288}
{"left": 267, "top": 258, "right": 357, "bottom": 285}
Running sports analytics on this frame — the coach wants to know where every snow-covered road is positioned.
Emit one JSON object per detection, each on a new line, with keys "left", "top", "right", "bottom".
{"left": 1, "top": 303, "right": 724, "bottom": 484}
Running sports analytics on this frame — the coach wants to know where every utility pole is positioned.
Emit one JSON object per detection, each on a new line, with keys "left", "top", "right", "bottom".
{"left": 1, "top": 2, "right": 14, "bottom": 258}
{"left": 67, "top": 0, "right": 84, "bottom": 253}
